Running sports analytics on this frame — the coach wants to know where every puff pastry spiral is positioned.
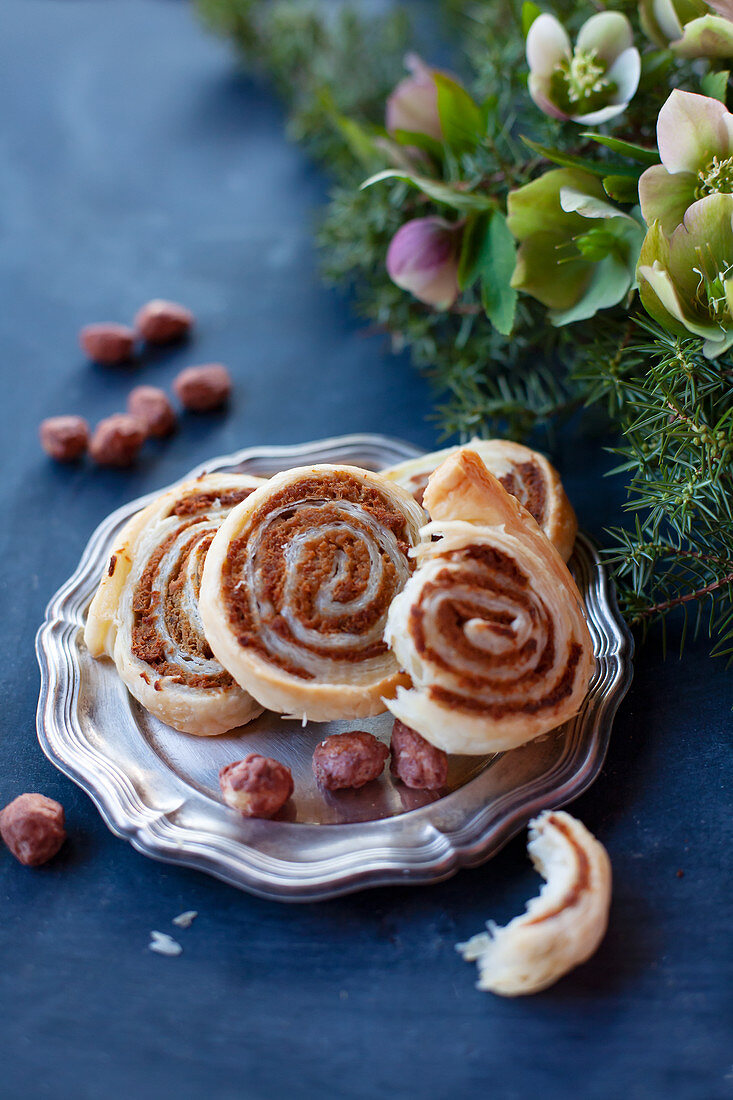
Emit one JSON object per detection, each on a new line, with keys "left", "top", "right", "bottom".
{"left": 383, "top": 438, "right": 577, "bottom": 562}
{"left": 85, "top": 474, "right": 265, "bottom": 736}
{"left": 384, "top": 452, "right": 594, "bottom": 754}
{"left": 199, "top": 464, "right": 425, "bottom": 721}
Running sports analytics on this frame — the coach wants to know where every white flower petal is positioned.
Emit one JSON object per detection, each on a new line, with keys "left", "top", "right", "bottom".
{"left": 657, "top": 89, "right": 733, "bottom": 174}
{"left": 528, "top": 74, "right": 570, "bottom": 120}
{"left": 638, "top": 164, "right": 696, "bottom": 234}
{"left": 639, "top": 261, "right": 722, "bottom": 338}
{"left": 606, "top": 47, "right": 641, "bottom": 104}
{"left": 703, "top": 330, "right": 733, "bottom": 357}
{"left": 652, "top": 0, "right": 684, "bottom": 44}
{"left": 527, "top": 14, "right": 571, "bottom": 77}
{"left": 560, "top": 186, "right": 633, "bottom": 221}
{"left": 576, "top": 12, "right": 633, "bottom": 62}
{"left": 708, "top": 0, "right": 733, "bottom": 19}
{"left": 572, "top": 102, "right": 629, "bottom": 125}
{"left": 672, "top": 14, "right": 733, "bottom": 59}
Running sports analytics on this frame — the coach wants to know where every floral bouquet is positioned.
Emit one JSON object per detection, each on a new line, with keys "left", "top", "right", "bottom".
{"left": 197, "top": 0, "right": 733, "bottom": 661}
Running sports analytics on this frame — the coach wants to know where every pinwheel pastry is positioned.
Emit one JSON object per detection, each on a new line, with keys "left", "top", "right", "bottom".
{"left": 383, "top": 438, "right": 577, "bottom": 562}
{"left": 458, "top": 811, "right": 612, "bottom": 995}
{"left": 384, "top": 451, "right": 595, "bottom": 754}
{"left": 85, "top": 473, "right": 266, "bottom": 736}
{"left": 199, "top": 464, "right": 426, "bottom": 721}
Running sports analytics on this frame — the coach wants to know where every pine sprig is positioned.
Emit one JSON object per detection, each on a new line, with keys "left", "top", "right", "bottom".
{"left": 596, "top": 324, "right": 733, "bottom": 656}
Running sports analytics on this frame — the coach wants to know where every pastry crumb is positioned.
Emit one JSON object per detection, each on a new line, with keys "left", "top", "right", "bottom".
{"left": 149, "top": 931, "right": 183, "bottom": 957}
{"left": 172, "top": 910, "right": 198, "bottom": 929}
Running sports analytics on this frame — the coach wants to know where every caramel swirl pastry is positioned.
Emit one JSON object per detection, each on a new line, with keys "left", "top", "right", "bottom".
{"left": 383, "top": 438, "right": 577, "bottom": 562}
{"left": 199, "top": 464, "right": 426, "bottom": 721}
{"left": 384, "top": 452, "right": 595, "bottom": 754}
{"left": 85, "top": 474, "right": 266, "bottom": 736}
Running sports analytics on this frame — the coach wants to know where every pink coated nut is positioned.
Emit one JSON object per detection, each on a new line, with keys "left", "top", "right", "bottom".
{"left": 39, "top": 415, "right": 89, "bottom": 462}
{"left": 127, "top": 385, "right": 176, "bottom": 438}
{"left": 173, "top": 363, "right": 231, "bottom": 411}
{"left": 390, "top": 719, "right": 448, "bottom": 790}
{"left": 79, "top": 323, "right": 136, "bottom": 365}
{"left": 312, "top": 730, "right": 389, "bottom": 791}
{"left": 134, "top": 299, "right": 194, "bottom": 344}
{"left": 219, "top": 755, "right": 294, "bottom": 819}
{"left": 0, "top": 793, "right": 66, "bottom": 866}
{"left": 89, "top": 413, "right": 146, "bottom": 467}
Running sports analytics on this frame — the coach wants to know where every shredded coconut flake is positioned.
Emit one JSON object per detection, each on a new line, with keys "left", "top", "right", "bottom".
{"left": 149, "top": 931, "right": 182, "bottom": 957}
{"left": 172, "top": 910, "right": 198, "bottom": 929}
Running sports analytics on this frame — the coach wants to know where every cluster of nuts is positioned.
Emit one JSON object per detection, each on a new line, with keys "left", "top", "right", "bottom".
{"left": 40, "top": 299, "right": 232, "bottom": 467}
{"left": 218, "top": 719, "right": 448, "bottom": 819}
{"left": 0, "top": 793, "right": 67, "bottom": 867}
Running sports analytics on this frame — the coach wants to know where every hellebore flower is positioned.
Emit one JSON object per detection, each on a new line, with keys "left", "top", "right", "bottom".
{"left": 639, "top": 90, "right": 733, "bottom": 234}
{"left": 527, "top": 11, "right": 641, "bottom": 125}
{"left": 639, "top": 0, "right": 733, "bottom": 58}
{"left": 507, "top": 168, "right": 645, "bottom": 325}
{"left": 637, "top": 192, "right": 733, "bottom": 356}
{"left": 386, "top": 216, "right": 461, "bottom": 309}
{"left": 386, "top": 54, "right": 443, "bottom": 142}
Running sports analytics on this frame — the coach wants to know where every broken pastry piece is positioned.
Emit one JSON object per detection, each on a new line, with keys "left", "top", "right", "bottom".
{"left": 384, "top": 452, "right": 594, "bottom": 754}
{"left": 199, "top": 464, "right": 425, "bottom": 722}
{"left": 85, "top": 473, "right": 266, "bottom": 736}
{"left": 383, "top": 438, "right": 577, "bottom": 562}
{"left": 457, "top": 811, "right": 612, "bottom": 995}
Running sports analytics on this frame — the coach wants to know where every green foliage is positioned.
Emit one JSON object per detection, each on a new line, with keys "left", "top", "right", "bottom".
{"left": 574, "top": 322, "right": 733, "bottom": 657}
{"left": 196, "top": 0, "right": 733, "bottom": 660}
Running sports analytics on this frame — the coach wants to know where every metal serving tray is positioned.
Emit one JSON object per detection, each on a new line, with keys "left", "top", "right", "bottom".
{"left": 36, "top": 434, "right": 633, "bottom": 901}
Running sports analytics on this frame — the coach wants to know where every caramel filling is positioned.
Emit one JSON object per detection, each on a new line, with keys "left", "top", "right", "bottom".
{"left": 525, "top": 814, "right": 591, "bottom": 923}
{"left": 499, "top": 461, "right": 547, "bottom": 526}
{"left": 171, "top": 486, "right": 254, "bottom": 517}
{"left": 132, "top": 525, "right": 233, "bottom": 689}
{"left": 412, "top": 544, "right": 583, "bottom": 718}
{"left": 221, "top": 472, "right": 413, "bottom": 679}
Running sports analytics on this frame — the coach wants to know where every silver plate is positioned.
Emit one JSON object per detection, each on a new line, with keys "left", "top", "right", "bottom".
{"left": 36, "top": 433, "right": 633, "bottom": 901}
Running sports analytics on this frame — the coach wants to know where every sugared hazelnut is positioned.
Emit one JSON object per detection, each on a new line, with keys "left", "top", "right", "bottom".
{"left": 219, "top": 755, "right": 294, "bottom": 819}
{"left": 312, "top": 730, "right": 389, "bottom": 791}
{"left": 173, "top": 363, "right": 231, "bottom": 411}
{"left": 39, "top": 415, "right": 89, "bottom": 462}
{"left": 89, "top": 413, "right": 146, "bottom": 467}
{"left": 134, "top": 299, "right": 194, "bottom": 344}
{"left": 79, "top": 323, "right": 136, "bottom": 365}
{"left": 390, "top": 719, "right": 448, "bottom": 790}
{"left": 0, "top": 793, "right": 66, "bottom": 866}
{"left": 127, "top": 385, "right": 176, "bottom": 437}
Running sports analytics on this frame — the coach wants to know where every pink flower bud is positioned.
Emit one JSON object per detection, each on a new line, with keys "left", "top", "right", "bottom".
{"left": 386, "top": 53, "right": 443, "bottom": 142}
{"left": 386, "top": 217, "right": 461, "bottom": 309}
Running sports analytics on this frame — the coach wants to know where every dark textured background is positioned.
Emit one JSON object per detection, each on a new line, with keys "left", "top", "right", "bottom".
{"left": 1, "top": 3, "right": 731, "bottom": 1098}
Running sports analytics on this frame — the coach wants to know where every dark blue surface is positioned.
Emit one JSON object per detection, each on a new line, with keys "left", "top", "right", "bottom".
{"left": 1, "top": 4, "right": 731, "bottom": 1099}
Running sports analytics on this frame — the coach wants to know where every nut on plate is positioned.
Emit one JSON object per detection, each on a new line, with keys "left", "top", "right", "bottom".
{"left": 39, "top": 415, "right": 89, "bottom": 462}
{"left": 219, "top": 755, "right": 294, "bottom": 818}
{"left": 390, "top": 719, "right": 448, "bottom": 790}
{"left": 135, "top": 299, "right": 194, "bottom": 344}
{"left": 173, "top": 363, "right": 231, "bottom": 411}
{"left": 127, "top": 385, "right": 176, "bottom": 437}
{"left": 79, "top": 323, "right": 136, "bottom": 365}
{"left": 457, "top": 811, "right": 612, "bottom": 995}
{"left": 89, "top": 413, "right": 146, "bottom": 467}
{"left": 0, "top": 793, "right": 66, "bottom": 866}
{"left": 312, "top": 730, "right": 389, "bottom": 791}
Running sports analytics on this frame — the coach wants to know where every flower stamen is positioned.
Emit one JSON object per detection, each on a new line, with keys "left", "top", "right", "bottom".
{"left": 695, "top": 155, "right": 733, "bottom": 199}
{"left": 692, "top": 256, "right": 733, "bottom": 328}
{"left": 554, "top": 49, "right": 612, "bottom": 107}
